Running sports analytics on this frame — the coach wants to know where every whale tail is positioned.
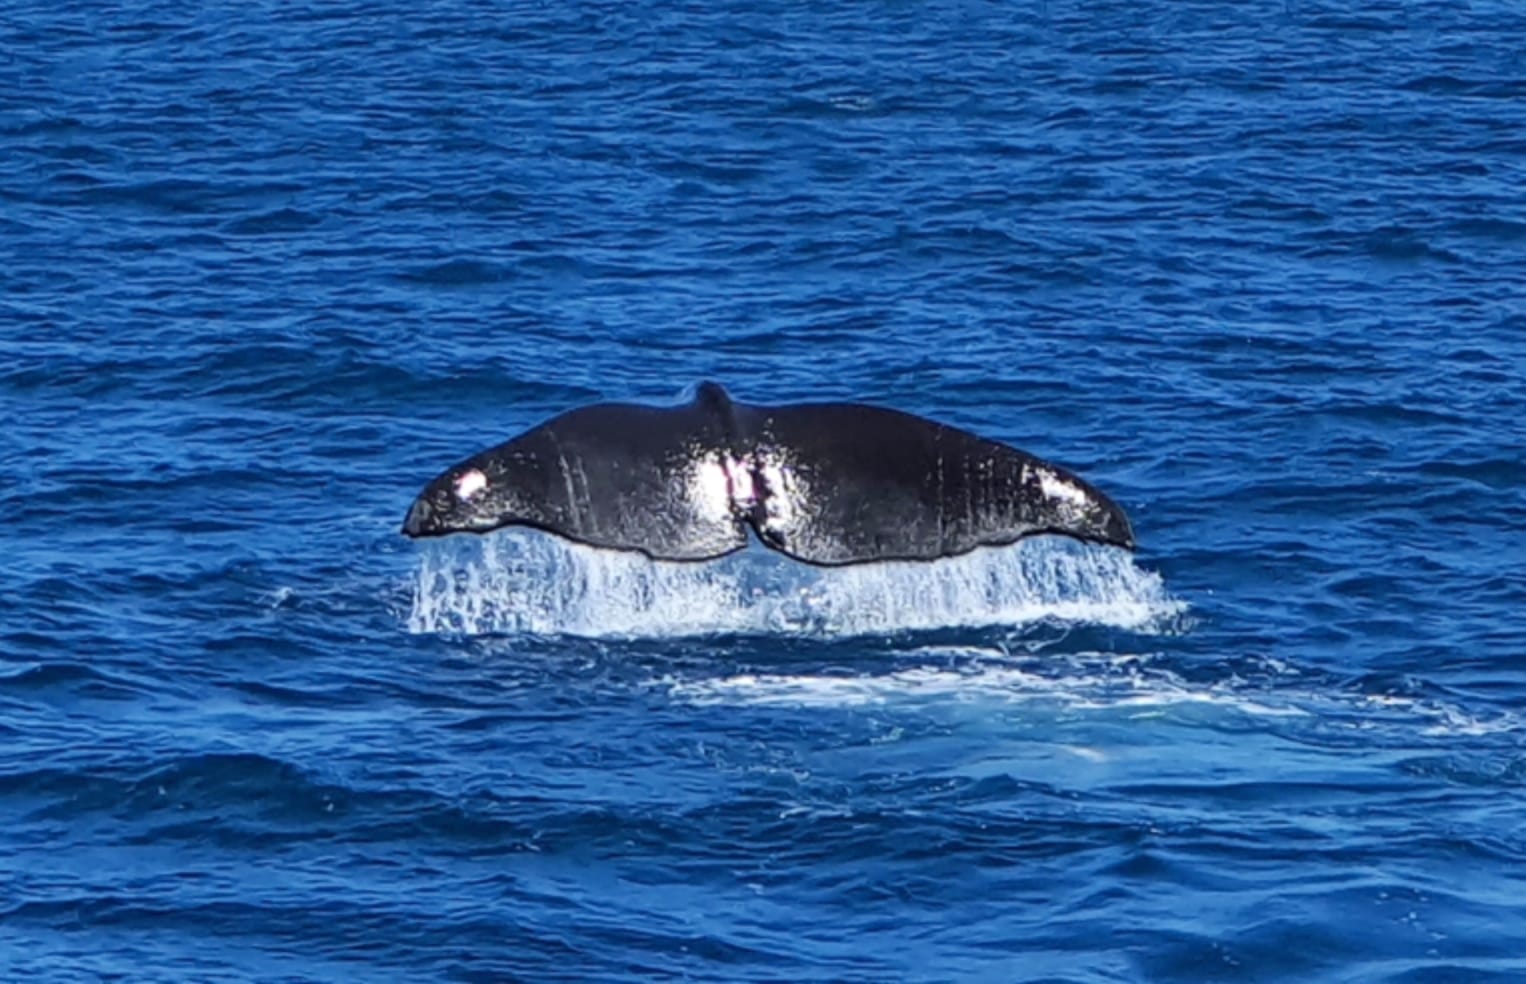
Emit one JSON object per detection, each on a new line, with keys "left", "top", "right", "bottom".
{"left": 402, "top": 383, "right": 1134, "bottom": 565}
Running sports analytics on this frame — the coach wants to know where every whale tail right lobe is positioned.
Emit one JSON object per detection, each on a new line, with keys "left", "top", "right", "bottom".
{"left": 733, "top": 400, "right": 1134, "bottom": 566}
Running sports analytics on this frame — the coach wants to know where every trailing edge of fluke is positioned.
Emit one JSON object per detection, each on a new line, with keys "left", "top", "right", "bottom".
{"left": 401, "top": 382, "right": 1135, "bottom": 566}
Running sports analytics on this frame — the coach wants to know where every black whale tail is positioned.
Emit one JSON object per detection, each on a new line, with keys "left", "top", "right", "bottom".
{"left": 402, "top": 384, "right": 1135, "bottom": 565}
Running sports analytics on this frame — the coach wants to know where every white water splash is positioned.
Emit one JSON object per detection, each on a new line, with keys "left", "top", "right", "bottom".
{"left": 405, "top": 530, "right": 1185, "bottom": 638}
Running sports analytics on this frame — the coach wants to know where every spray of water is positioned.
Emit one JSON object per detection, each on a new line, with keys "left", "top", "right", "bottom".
{"left": 405, "top": 530, "right": 1184, "bottom": 638}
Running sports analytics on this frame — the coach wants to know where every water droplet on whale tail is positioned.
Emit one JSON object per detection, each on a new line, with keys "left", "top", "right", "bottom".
{"left": 400, "top": 383, "right": 1136, "bottom": 564}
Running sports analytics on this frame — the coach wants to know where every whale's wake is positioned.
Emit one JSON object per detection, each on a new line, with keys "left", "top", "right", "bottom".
{"left": 405, "top": 531, "right": 1183, "bottom": 638}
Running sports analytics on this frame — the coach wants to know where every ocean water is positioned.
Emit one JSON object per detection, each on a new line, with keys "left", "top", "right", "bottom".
{"left": 3, "top": 0, "right": 1525, "bottom": 980}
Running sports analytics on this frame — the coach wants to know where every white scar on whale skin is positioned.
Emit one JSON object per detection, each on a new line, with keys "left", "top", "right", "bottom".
{"left": 455, "top": 469, "right": 488, "bottom": 500}
{"left": 1038, "top": 470, "right": 1089, "bottom": 508}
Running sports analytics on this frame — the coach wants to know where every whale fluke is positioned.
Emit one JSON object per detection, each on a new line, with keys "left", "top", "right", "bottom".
{"left": 402, "top": 382, "right": 1134, "bottom": 565}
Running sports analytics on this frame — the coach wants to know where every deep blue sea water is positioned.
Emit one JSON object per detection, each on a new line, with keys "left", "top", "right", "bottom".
{"left": 4, "top": 1, "right": 1525, "bottom": 980}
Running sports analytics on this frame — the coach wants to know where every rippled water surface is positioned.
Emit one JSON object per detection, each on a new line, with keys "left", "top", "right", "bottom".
{"left": 4, "top": 1, "right": 1525, "bottom": 981}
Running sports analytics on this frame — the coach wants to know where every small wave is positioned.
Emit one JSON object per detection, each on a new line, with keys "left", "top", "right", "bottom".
{"left": 405, "top": 531, "right": 1183, "bottom": 638}
{"left": 396, "top": 258, "right": 511, "bottom": 286}
{"left": 0, "top": 661, "right": 152, "bottom": 701}
{"left": 220, "top": 206, "right": 323, "bottom": 236}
